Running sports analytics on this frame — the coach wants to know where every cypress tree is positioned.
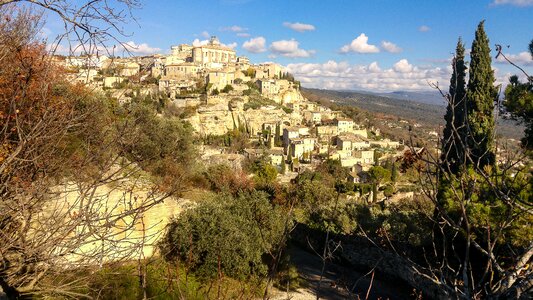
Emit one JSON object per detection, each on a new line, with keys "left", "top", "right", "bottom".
{"left": 274, "top": 123, "right": 281, "bottom": 147}
{"left": 442, "top": 38, "right": 467, "bottom": 174}
{"left": 391, "top": 162, "right": 398, "bottom": 183}
{"left": 465, "top": 21, "right": 497, "bottom": 168}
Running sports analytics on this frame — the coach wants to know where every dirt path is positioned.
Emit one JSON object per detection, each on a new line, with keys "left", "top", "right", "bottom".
{"left": 270, "top": 245, "right": 413, "bottom": 300}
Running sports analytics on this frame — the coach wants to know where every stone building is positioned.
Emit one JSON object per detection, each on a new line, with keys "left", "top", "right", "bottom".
{"left": 192, "top": 36, "right": 236, "bottom": 66}
{"left": 259, "top": 79, "right": 280, "bottom": 96}
{"left": 118, "top": 62, "right": 140, "bottom": 77}
{"left": 288, "top": 137, "right": 317, "bottom": 161}
{"left": 337, "top": 133, "right": 371, "bottom": 151}
{"left": 206, "top": 70, "right": 235, "bottom": 91}
{"left": 335, "top": 117, "right": 355, "bottom": 133}
{"left": 165, "top": 62, "right": 200, "bottom": 78}
{"left": 170, "top": 44, "right": 193, "bottom": 61}
{"left": 255, "top": 63, "right": 284, "bottom": 79}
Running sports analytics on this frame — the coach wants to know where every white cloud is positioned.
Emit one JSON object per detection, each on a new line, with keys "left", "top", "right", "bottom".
{"left": 368, "top": 62, "right": 381, "bottom": 73}
{"left": 381, "top": 41, "right": 402, "bottom": 53}
{"left": 491, "top": 0, "right": 533, "bottom": 6}
{"left": 192, "top": 39, "right": 210, "bottom": 47}
{"left": 193, "top": 39, "right": 237, "bottom": 49}
{"left": 270, "top": 39, "right": 316, "bottom": 58}
{"left": 496, "top": 51, "right": 533, "bottom": 66}
{"left": 221, "top": 25, "right": 248, "bottom": 32}
{"left": 201, "top": 31, "right": 210, "bottom": 38}
{"left": 419, "top": 25, "right": 431, "bottom": 32}
{"left": 121, "top": 41, "right": 161, "bottom": 55}
{"left": 226, "top": 42, "right": 238, "bottom": 49}
{"left": 340, "top": 33, "right": 380, "bottom": 54}
{"left": 237, "top": 32, "right": 251, "bottom": 38}
{"left": 283, "top": 22, "right": 316, "bottom": 32}
{"left": 285, "top": 59, "right": 451, "bottom": 92}
{"left": 393, "top": 59, "right": 414, "bottom": 73}
{"left": 243, "top": 36, "right": 267, "bottom": 53}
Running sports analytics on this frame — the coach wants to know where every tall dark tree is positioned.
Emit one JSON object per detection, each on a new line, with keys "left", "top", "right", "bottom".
{"left": 441, "top": 38, "right": 467, "bottom": 173}
{"left": 465, "top": 21, "right": 497, "bottom": 168}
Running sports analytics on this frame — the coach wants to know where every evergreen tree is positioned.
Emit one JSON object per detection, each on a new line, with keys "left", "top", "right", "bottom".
{"left": 274, "top": 123, "right": 281, "bottom": 147}
{"left": 504, "top": 75, "right": 533, "bottom": 151}
{"left": 442, "top": 38, "right": 467, "bottom": 174}
{"left": 503, "top": 40, "right": 533, "bottom": 152}
{"left": 465, "top": 21, "right": 497, "bottom": 168}
{"left": 391, "top": 162, "right": 398, "bottom": 183}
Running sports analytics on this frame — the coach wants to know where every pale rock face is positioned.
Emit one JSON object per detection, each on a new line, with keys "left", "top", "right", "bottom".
{"left": 40, "top": 182, "right": 191, "bottom": 265}
{"left": 186, "top": 93, "right": 305, "bottom": 137}
{"left": 274, "top": 89, "right": 304, "bottom": 105}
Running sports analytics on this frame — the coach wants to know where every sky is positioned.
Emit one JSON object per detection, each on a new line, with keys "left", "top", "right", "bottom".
{"left": 45, "top": 0, "right": 533, "bottom": 93}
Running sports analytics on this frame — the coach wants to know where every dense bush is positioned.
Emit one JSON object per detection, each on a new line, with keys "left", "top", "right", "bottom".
{"left": 203, "top": 164, "right": 254, "bottom": 195}
{"left": 119, "top": 97, "right": 197, "bottom": 193}
{"left": 222, "top": 84, "right": 234, "bottom": 93}
{"left": 160, "top": 191, "right": 288, "bottom": 279}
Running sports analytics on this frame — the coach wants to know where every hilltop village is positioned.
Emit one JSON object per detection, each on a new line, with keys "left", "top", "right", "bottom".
{"left": 55, "top": 36, "right": 408, "bottom": 200}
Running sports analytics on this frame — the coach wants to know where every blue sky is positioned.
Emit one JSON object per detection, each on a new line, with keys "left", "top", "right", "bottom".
{"left": 46, "top": 0, "right": 533, "bottom": 92}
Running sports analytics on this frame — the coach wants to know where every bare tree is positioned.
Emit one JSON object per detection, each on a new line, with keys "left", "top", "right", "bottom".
{"left": 0, "top": 0, "right": 140, "bottom": 56}
{"left": 0, "top": 7, "right": 192, "bottom": 298}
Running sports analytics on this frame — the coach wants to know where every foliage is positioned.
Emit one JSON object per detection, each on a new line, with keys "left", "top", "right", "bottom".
{"left": 244, "top": 95, "right": 277, "bottom": 110}
{"left": 222, "top": 84, "right": 234, "bottom": 93}
{"left": 465, "top": 21, "right": 497, "bottom": 168}
{"left": 429, "top": 24, "right": 533, "bottom": 298}
{"left": 282, "top": 106, "right": 293, "bottom": 114}
{"left": 203, "top": 164, "right": 254, "bottom": 195}
{"left": 438, "top": 170, "right": 532, "bottom": 248}
{"left": 348, "top": 198, "right": 434, "bottom": 246}
{"left": 504, "top": 75, "right": 533, "bottom": 150}
{"left": 244, "top": 68, "right": 256, "bottom": 78}
{"left": 0, "top": 6, "right": 198, "bottom": 299}
{"left": 160, "top": 191, "right": 288, "bottom": 280}
{"left": 249, "top": 159, "right": 278, "bottom": 186}
{"left": 203, "top": 129, "right": 249, "bottom": 152}
{"left": 316, "top": 159, "right": 349, "bottom": 181}
{"left": 368, "top": 166, "right": 391, "bottom": 184}
{"left": 143, "top": 75, "right": 159, "bottom": 85}
{"left": 119, "top": 97, "right": 197, "bottom": 193}
{"left": 391, "top": 162, "right": 398, "bottom": 182}
{"left": 78, "top": 259, "right": 262, "bottom": 300}
{"left": 442, "top": 38, "right": 467, "bottom": 173}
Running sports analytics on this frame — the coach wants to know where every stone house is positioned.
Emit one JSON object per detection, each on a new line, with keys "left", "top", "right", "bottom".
{"left": 335, "top": 117, "right": 354, "bottom": 133}
{"left": 259, "top": 79, "right": 280, "bottom": 96}
{"left": 288, "top": 137, "right": 316, "bottom": 161}
{"left": 206, "top": 70, "right": 235, "bottom": 91}
{"left": 118, "top": 62, "right": 140, "bottom": 77}
{"left": 282, "top": 126, "right": 309, "bottom": 147}
{"left": 304, "top": 111, "right": 322, "bottom": 125}
{"left": 337, "top": 134, "right": 371, "bottom": 151}
{"left": 165, "top": 63, "right": 200, "bottom": 78}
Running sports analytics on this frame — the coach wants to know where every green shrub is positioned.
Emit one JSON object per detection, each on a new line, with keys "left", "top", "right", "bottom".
{"left": 222, "top": 84, "right": 234, "bottom": 93}
{"left": 160, "top": 191, "right": 288, "bottom": 280}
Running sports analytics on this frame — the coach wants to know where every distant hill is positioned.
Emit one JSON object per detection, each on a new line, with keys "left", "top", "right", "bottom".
{"left": 377, "top": 91, "right": 447, "bottom": 106}
{"left": 333, "top": 90, "right": 447, "bottom": 106}
{"left": 301, "top": 88, "right": 524, "bottom": 141}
